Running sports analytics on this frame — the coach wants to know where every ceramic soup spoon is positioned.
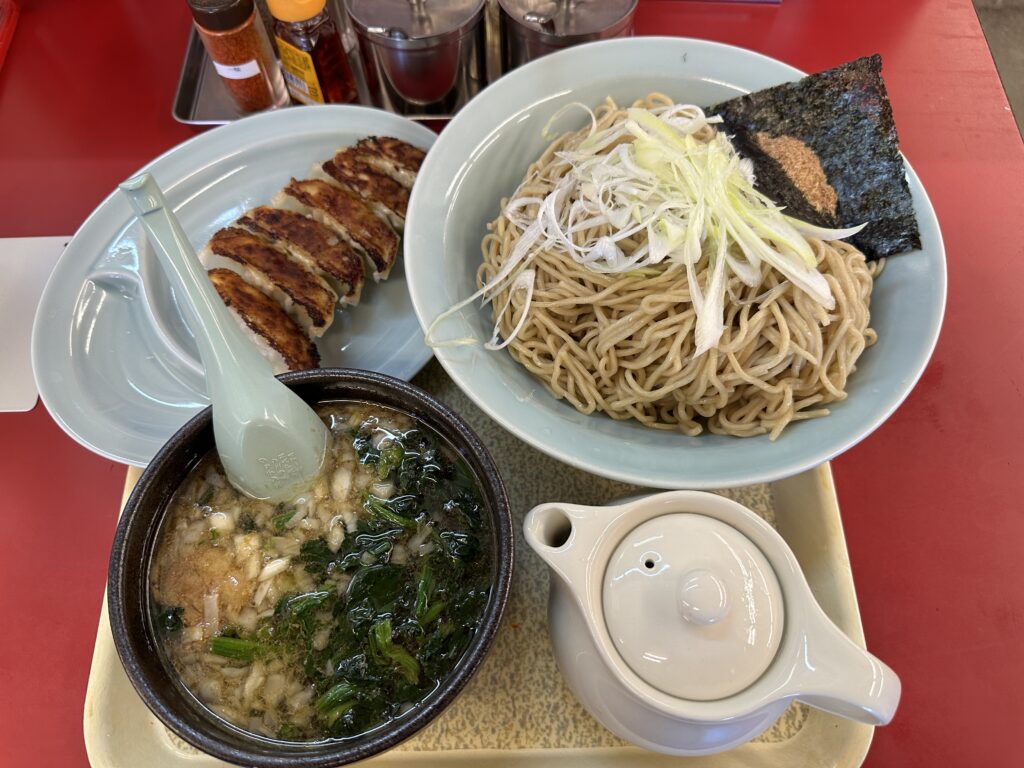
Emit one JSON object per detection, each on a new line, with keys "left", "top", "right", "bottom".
{"left": 120, "top": 173, "right": 328, "bottom": 502}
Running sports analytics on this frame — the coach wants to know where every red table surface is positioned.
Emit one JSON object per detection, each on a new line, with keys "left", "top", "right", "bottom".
{"left": 1, "top": 1, "right": 1022, "bottom": 766}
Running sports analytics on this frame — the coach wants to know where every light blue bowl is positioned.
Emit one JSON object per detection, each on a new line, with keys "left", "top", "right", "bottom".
{"left": 404, "top": 37, "right": 946, "bottom": 489}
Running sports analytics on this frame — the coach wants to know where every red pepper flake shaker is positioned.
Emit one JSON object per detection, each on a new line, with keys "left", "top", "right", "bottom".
{"left": 188, "top": 0, "right": 289, "bottom": 114}
{"left": 266, "top": 0, "right": 357, "bottom": 104}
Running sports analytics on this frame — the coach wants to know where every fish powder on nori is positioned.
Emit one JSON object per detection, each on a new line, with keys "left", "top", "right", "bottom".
{"left": 709, "top": 54, "right": 921, "bottom": 259}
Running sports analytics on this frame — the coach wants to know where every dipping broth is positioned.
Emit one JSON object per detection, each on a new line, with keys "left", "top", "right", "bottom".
{"left": 149, "top": 401, "right": 492, "bottom": 741}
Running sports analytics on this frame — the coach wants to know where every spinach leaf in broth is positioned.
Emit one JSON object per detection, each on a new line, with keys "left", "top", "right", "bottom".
{"left": 159, "top": 402, "right": 493, "bottom": 742}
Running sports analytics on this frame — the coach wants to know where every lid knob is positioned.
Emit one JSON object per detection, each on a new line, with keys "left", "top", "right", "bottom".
{"left": 677, "top": 568, "right": 729, "bottom": 625}
{"left": 522, "top": 10, "right": 556, "bottom": 35}
{"left": 603, "top": 513, "right": 784, "bottom": 701}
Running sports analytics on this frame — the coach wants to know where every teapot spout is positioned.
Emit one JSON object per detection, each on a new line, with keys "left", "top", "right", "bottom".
{"left": 523, "top": 502, "right": 610, "bottom": 596}
{"left": 793, "top": 603, "right": 901, "bottom": 726}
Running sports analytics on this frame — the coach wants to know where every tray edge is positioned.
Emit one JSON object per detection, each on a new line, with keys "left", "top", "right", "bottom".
{"left": 84, "top": 464, "right": 874, "bottom": 768}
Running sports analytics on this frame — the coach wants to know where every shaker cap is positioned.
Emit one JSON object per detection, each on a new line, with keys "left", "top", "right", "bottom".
{"left": 347, "top": 0, "right": 485, "bottom": 42}
{"left": 498, "top": 0, "right": 637, "bottom": 39}
{"left": 187, "top": 0, "right": 256, "bottom": 32}
{"left": 603, "top": 513, "right": 784, "bottom": 701}
{"left": 266, "top": 0, "right": 326, "bottom": 24}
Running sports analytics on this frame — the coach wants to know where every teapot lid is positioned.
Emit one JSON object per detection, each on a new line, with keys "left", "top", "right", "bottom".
{"left": 348, "top": 0, "right": 485, "bottom": 41}
{"left": 498, "top": 0, "right": 636, "bottom": 38}
{"left": 603, "top": 513, "right": 783, "bottom": 701}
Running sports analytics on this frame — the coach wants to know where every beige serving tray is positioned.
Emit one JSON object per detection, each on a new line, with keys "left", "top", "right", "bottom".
{"left": 83, "top": 365, "right": 875, "bottom": 768}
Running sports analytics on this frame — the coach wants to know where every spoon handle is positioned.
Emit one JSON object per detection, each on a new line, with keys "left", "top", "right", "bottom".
{"left": 119, "top": 173, "right": 328, "bottom": 503}
{"left": 118, "top": 173, "right": 272, "bottom": 391}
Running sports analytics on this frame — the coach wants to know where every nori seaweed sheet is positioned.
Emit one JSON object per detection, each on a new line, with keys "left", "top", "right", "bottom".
{"left": 709, "top": 55, "right": 921, "bottom": 259}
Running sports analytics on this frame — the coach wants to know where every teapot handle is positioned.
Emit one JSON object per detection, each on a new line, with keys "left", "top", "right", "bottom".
{"left": 793, "top": 602, "right": 902, "bottom": 726}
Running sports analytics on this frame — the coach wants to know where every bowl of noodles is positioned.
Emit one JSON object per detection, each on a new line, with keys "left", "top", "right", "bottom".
{"left": 404, "top": 37, "right": 945, "bottom": 488}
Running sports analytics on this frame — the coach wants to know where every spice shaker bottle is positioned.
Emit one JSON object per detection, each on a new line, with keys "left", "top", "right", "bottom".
{"left": 346, "top": 0, "right": 487, "bottom": 117}
{"left": 188, "top": 0, "right": 289, "bottom": 113}
{"left": 498, "top": 0, "right": 637, "bottom": 73}
{"left": 267, "top": 0, "right": 358, "bottom": 104}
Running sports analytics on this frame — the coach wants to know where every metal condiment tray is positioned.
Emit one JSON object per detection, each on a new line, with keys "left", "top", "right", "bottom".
{"left": 173, "top": 4, "right": 505, "bottom": 126}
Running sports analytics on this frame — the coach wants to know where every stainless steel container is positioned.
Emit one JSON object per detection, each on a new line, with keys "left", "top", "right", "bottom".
{"left": 346, "top": 0, "right": 487, "bottom": 117}
{"left": 498, "top": 0, "right": 637, "bottom": 72}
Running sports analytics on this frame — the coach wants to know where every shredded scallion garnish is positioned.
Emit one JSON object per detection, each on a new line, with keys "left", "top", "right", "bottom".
{"left": 428, "top": 103, "right": 865, "bottom": 355}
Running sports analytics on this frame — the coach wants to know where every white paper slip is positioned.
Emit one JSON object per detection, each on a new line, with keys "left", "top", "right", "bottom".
{"left": 0, "top": 236, "right": 68, "bottom": 412}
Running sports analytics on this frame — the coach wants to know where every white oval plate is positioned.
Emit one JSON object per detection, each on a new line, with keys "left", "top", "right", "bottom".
{"left": 404, "top": 37, "right": 946, "bottom": 489}
{"left": 32, "top": 105, "right": 436, "bottom": 467}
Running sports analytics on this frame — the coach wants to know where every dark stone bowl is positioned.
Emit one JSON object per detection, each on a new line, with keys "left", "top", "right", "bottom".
{"left": 108, "top": 369, "right": 514, "bottom": 767}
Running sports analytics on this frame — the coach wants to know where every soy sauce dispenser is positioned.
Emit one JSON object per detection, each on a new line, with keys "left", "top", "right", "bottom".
{"left": 498, "top": 0, "right": 637, "bottom": 72}
{"left": 346, "top": 0, "right": 488, "bottom": 117}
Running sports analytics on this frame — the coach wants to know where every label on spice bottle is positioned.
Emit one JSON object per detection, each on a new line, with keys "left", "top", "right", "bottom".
{"left": 276, "top": 37, "right": 324, "bottom": 105}
{"left": 212, "top": 59, "right": 262, "bottom": 80}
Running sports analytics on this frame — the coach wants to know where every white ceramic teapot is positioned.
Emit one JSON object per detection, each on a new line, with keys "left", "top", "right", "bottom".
{"left": 524, "top": 491, "right": 900, "bottom": 755}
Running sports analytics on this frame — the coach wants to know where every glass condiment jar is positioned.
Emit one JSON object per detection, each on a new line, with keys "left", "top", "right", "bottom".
{"left": 498, "top": 0, "right": 637, "bottom": 73}
{"left": 187, "top": 0, "right": 289, "bottom": 114}
{"left": 346, "top": 0, "right": 487, "bottom": 117}
{"left": 266, "top": 0, "right": 358, "bottom": 104}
